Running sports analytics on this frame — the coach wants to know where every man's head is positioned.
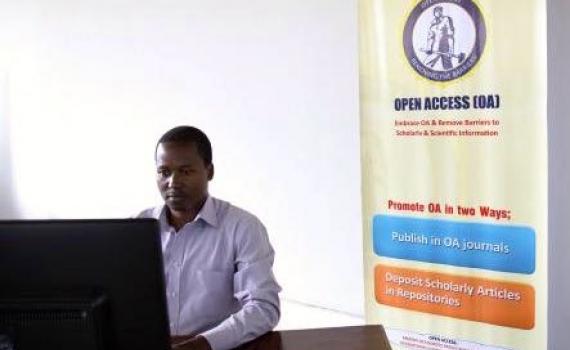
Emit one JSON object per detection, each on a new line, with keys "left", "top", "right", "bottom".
{"left": 434, "top": 6, "right": 443, "bottom": 18}
{"left": 155, "top": 126, "right": 214, "bottom": 214}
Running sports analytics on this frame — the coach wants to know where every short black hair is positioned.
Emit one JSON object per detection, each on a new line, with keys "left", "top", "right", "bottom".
{"left": 155, "top": 126, "right": 213, "bottom": 165}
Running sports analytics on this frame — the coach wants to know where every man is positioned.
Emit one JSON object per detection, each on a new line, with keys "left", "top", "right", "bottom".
{"left": 138, "top": 126, "right": 281, "bottom": 350}
{"left": 424, "top": 5, "right": 456, "bottom": 70}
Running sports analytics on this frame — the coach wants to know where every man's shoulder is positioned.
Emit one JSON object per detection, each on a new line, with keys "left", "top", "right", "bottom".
{"left": 212, "top": 197, "right": 264, "bottom": 228}
{"left": 213, "top": 198, "right": 272, "bottom": 253}
{"left": 136, "top": 206, "right": 163, "bottom": 219}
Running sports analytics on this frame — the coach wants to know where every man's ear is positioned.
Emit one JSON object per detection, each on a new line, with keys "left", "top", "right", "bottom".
{"left": 207, "top": 164, "right": 214, "bottom": 181}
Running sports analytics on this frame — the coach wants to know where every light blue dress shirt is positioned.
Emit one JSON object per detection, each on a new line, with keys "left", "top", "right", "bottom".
{"left": 138, "top": 196, "right": 281, "bottom": 350}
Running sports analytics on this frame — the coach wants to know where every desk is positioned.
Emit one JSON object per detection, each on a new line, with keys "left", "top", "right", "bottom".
{"left": 235, "top": 325, "right": 392, "bottom": 350}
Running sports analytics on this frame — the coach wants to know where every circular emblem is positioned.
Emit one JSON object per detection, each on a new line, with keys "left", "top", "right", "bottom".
{"left": 403, "top": 0, "right": 486, "bottom": 82}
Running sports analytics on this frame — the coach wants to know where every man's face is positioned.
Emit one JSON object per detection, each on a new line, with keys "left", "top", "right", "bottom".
{"left": 156, "top": 141, "right": 213, "bottom": 213}
{"left": 434, "top": 8, "right": 443, "bottom": 18}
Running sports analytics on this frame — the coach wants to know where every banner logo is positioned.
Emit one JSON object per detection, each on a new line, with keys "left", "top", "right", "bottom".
{"left": 403, "top": 0, "right": 486, "bottom": 82}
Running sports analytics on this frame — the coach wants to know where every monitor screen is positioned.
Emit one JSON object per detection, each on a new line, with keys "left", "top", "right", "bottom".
{"left": 0, "top": 219, "right": 171, "bottom": 350}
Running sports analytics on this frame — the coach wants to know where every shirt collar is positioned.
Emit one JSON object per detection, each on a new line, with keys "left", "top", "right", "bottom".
{"left": 194, "top": 195, "right": 218, "bottom": 227}
{"left": 158, "top": 195, "right": 219, "bottom": 231}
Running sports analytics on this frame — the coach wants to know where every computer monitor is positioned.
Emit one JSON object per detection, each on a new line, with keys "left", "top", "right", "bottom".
{"left": 0, "top": 219, "right": 171, "bottom": 350}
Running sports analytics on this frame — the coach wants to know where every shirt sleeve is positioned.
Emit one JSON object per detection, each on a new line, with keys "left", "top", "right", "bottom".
{"left": 199, "top": 214, "right": 281, "bottom": 350}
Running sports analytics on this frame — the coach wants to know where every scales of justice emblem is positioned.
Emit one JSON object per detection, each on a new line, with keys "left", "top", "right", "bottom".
{"left": 403, "top": 0, "right": 486, "bottom": 82}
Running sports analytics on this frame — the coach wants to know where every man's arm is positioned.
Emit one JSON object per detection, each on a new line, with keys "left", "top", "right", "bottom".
{"left": 172, "top": 335, "right": 212, "bottom": 350}
{"left": 425, "top": 26, "right": 436, "bottom": 55}
{"left": 445, "top": 16, "right": 455, "bottom": 36}
{"left": 198, "top": 215, "right": 281, "bottom": 350}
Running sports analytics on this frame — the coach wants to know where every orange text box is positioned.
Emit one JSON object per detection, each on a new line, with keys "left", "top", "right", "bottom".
{"left": 375, "top": 264, "right": 535, "bottom": 329}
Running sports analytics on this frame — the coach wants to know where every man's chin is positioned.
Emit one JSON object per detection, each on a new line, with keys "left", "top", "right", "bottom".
{"left": 165, "top": 199, "right": 191, "bottom": 212}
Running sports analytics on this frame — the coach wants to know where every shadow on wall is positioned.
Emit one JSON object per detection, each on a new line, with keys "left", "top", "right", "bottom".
{"left": 0, "top": 94, "right": 16, "bottom": 219}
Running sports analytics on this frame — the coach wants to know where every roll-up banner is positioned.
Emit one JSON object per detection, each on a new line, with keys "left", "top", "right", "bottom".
{"left": 359, "top": 1, "right": 547, "bottom": 349}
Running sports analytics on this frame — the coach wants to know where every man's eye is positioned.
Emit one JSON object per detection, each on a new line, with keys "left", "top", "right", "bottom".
{"left": 158, "top": 169, "right": 170, "bottom": 177}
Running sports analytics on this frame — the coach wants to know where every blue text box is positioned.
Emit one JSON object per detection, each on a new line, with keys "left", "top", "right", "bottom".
{"left": 373, "top": 215, "right": 535, "bottom": 274}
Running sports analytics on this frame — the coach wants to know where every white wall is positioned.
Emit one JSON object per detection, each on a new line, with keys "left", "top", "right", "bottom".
{"left": 0, "top": 78, "right": 16, "bottom": 219}
{"left": 547, "top": 0, "right": 570, "bottom": 348}
{"left": 2, "top": 0, "right": 569, "bottom": 339}
{"left": 0, "top": 0, "right": 363, "bottom": 316}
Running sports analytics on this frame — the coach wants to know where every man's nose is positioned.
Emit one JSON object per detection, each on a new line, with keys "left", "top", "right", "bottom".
{"left": 167, "top": 171, "right": 182, "bottom": 187}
